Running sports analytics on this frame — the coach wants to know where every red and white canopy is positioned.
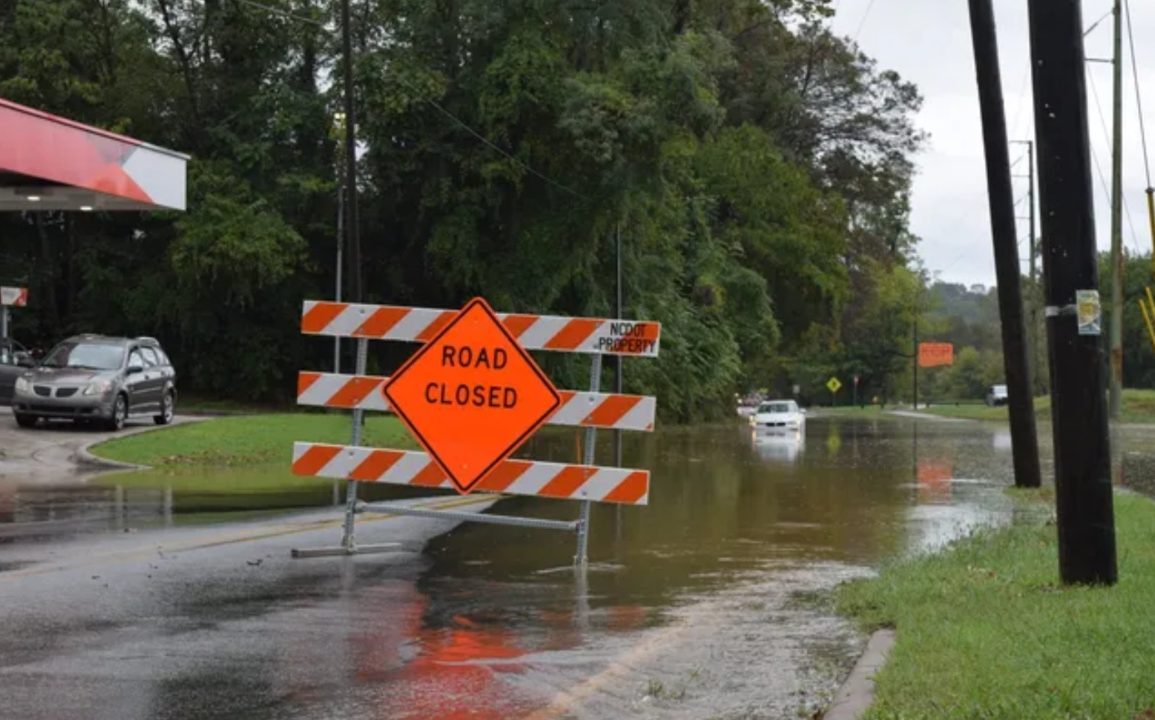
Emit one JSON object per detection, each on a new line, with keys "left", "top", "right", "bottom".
{"left": 0, "top": 97, "right": 187, "bottom": 212}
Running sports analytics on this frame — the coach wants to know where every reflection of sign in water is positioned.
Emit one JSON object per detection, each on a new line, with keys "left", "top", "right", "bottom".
{"left": 826, "top": 428, "right": 842, "bottom": 454}
{"left": 918, "top": 342, "right": 954, "bottom": 368}
{"left": 917, "top": 461, "right": 953, "bottom": 503}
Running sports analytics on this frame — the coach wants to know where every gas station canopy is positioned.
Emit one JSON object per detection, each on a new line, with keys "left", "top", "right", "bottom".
{"left": 0, "top": 97, "right": 187, "bottom": 212}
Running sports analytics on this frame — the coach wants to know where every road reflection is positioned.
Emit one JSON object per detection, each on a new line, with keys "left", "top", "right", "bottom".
{"left": 750, "top": 429, "right": 805, "bottom": 464}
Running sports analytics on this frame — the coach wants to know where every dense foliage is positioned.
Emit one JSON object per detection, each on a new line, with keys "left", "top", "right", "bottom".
{"left": 0, "top": 0, "right": 926, "bottom": 418}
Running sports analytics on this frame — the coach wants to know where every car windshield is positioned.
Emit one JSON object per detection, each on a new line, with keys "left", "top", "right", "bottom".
{"left": 40, "top": 342, "right": 124, "bottom": 371}
{"left": 758, "top": 402, "right": 793, "bottom": 414}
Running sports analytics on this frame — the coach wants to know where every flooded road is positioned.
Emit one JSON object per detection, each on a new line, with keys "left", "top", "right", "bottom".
{"left": 0, "top": 414, "right": 1079, "bottom": 718}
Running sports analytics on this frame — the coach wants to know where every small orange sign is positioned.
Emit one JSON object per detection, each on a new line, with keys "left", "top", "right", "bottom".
{"left": 384, "top": 297, "right": 562, "bottom": 493}
{"left": 918, "top": 342, "right": 954, "bottom": 368}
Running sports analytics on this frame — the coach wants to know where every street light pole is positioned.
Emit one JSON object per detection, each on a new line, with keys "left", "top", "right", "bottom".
{"left": 614, "top": 223, "right": 623, "bottom": 469}
{"left": 341, "top": 0, "right": 361, "bottom": 305}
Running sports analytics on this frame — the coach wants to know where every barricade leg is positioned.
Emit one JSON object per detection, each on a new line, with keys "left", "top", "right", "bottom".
{"left": 575, "top": 353, "right": 602, "bottom": 566}
{"left": 340, "top": 338, "right": 368, "bottom": 551}
{"left": 294, "top": 339, "right": 399, "bottom": 559}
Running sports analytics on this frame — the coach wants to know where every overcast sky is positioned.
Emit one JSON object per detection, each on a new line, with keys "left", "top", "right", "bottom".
{"left": 828, "top": 0, "right": 1155, "bottom": 288}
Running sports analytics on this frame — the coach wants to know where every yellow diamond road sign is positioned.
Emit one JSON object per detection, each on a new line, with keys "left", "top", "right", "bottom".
{"left": 826, "top": 376, "right": 842, "bottom": 394}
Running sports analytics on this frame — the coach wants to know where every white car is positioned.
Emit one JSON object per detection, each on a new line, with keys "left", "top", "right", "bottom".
{"left": 750, "top": 399, "right": 805, "bottom": 432}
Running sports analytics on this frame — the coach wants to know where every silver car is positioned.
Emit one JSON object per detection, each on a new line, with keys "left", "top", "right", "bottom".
{"left": 11, "top": 335, "right": 176, "bottom": 430}
{"left": 0, "top": 338, "right": 35, "bottom": 404}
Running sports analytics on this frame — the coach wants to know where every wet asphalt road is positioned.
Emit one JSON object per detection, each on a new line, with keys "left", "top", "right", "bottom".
{"left": 0, "top": 414, "right": 202, "bottom": 538}
{"left": 0, "top": 413, "right": 189, "bottom": 478}
{"left": 0, "top": 412, "right": 1054, "bottom": 719}
{"left": 0, "top": 494, "right": 497, "bottom": 720}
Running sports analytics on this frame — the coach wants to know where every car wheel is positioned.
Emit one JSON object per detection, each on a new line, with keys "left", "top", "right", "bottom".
{"left": 14, "top": 413, "right": 37, "bottom": 429}
{"left": 154, "top": 391, "right": 175, "bottom": 426}
{"left": 107, "top": 394, "right": 128, "bottom": 431}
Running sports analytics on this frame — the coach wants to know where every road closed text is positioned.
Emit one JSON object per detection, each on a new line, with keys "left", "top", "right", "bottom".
{"left": 424, "top": 344, "right": 518, "bottom": 408}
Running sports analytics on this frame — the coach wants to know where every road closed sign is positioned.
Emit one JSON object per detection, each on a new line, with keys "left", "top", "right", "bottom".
{"left": 384, "top": 297, "right": 562, "bottom": 493}
{"left": 918, "top": 342, "right": 954, "bottom": 368}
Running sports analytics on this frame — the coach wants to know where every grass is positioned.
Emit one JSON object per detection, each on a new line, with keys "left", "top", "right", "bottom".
{"left": 922, "top": 389, "right": 1155, "bottom": 424}
{"left": 90, "top": 413, "right": 413, "bottom": 467}
{"left": 88, "top": 413, "right": 428, "bottom": 507}
{"left": 815, "top": 405, "right": 890, "bottom": 417}
{"left": 836, "top": 490, "right": 1155, "bottom": 719}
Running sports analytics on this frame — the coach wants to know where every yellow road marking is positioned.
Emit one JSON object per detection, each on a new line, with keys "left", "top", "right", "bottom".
{"left": 0, "top": 494, "right": 494, "bottom": 581}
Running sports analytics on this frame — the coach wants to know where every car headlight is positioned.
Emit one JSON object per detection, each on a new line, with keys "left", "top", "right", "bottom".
{"left": 82, "top": 379, "right": 113, "bottom": 396}
{"left": 14, "top": 376, "right": 31, "bottom": 394}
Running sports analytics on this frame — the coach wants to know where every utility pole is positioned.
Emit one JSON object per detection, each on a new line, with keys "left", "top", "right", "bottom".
{"left": 341, "top": 0, "right": 361, "bottom": 304}
{"left": 1013, "top": 139, "right": 1039, "bottom": 391}
{"left": 614, "top": 224, "right": 623, "bottom": 469}
{"left": 1109, "top": 0, "right": 1125, "bottom": 420}
{"left": 968, "top": 0, "right": 1042, "bottom": 489}
{"left": 1027, "top": 0, "right": 1117, "bottom": 585}
{"left": 912, "top": 315, "right": 918, "bottom": 410}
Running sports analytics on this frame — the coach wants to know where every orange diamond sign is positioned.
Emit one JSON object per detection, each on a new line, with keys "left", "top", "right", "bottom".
{"left": 384, "top": 297, "right": 562, "bottom": 493}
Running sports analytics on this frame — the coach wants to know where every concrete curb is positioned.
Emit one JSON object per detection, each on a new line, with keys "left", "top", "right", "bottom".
{"left": 885, "top": 410, "right": 971, "bottom": 423}
{"left": 823, "top": 628, "right": 895, "bottom": 720}
{"left": 76, "top": 416, "right": 206, "bottom": 472}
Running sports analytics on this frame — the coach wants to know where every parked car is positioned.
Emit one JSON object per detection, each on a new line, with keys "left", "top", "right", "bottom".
{"left": 0, "top": 338, "right": 34, "bottom": 404}
{"left": 749, "top": 399, "right": 805, "bottom": 432}
{"left": 11, "top": 335, "right": 176, "bottom": 430}
{"left": 985, "top": 384, "right": 1009, "bottom": 407}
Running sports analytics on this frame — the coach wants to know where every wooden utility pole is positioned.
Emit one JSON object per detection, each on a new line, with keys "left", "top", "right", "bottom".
{"left": 968, "top": 0, "right": 1042, "bottom": 489}
{"left": 1013, "top": 139, "right": 1040, "bottom": 391}
{"left": 911, "top": 317, "right": 918, "bottom": 410}
{"left": 1027, "top": 0, "right": 1118, "bottom": 585}
{"left": 1109, "top": 0, "right": 1125, "bottom": 420}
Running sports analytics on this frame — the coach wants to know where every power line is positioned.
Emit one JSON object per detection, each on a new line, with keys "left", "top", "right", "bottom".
{"left": 1084, "top": 9, "right": 1113, "bottom": 38}
{"left": 1087, "top": 65, "right": 1144, "bottom": 254}
{"left": 420, "top": 96, "right": 587, "bottom": 199}
{"left": 1009, "top": 67, "right": 1032, "bottom": 141}
{"left": 1124, "top": 0, "right": 1153, "bottom": 189}
{"left": 853, "top": 0, "right": 877, "bottom": 42}
{"left": 235, "top": 0, "right": 327, "bottom": 27}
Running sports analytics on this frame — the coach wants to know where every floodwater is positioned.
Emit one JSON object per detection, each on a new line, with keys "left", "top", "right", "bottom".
{"left": 0, "top": 414, "right": 1073, "bottom": 718}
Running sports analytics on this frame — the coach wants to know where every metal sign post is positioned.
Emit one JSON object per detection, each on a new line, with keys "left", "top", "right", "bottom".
{"left": 293, "top": 340, "right": 400, "bottom": 559}
{"left": 576, "top": 353, "right": 602, "bottom": 566}
{"left": 290, "top": 298, "right": 660, "bottom": 564}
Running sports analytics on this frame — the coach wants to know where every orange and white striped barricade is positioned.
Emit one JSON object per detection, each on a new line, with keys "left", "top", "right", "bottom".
{"left": 290, "top": 297, "right": 660, "bottom": 564}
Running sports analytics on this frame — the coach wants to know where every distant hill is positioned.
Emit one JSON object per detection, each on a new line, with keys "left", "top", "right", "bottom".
{"left": 925, "top": 282, "right": 1002, "bottom": 351}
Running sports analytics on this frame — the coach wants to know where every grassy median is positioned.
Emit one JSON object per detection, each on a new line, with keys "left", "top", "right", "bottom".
{"left": 836, "top": 490, "right": 1155, "bottom": 719}
{"left": 91, "top": 413, "right": 412, "bottom": 467}
{"left": 922, "top": 388, "right": 1155, "bottom": 424}
{"left": 88, "top": 414, "right": 420, "bottom": 508}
